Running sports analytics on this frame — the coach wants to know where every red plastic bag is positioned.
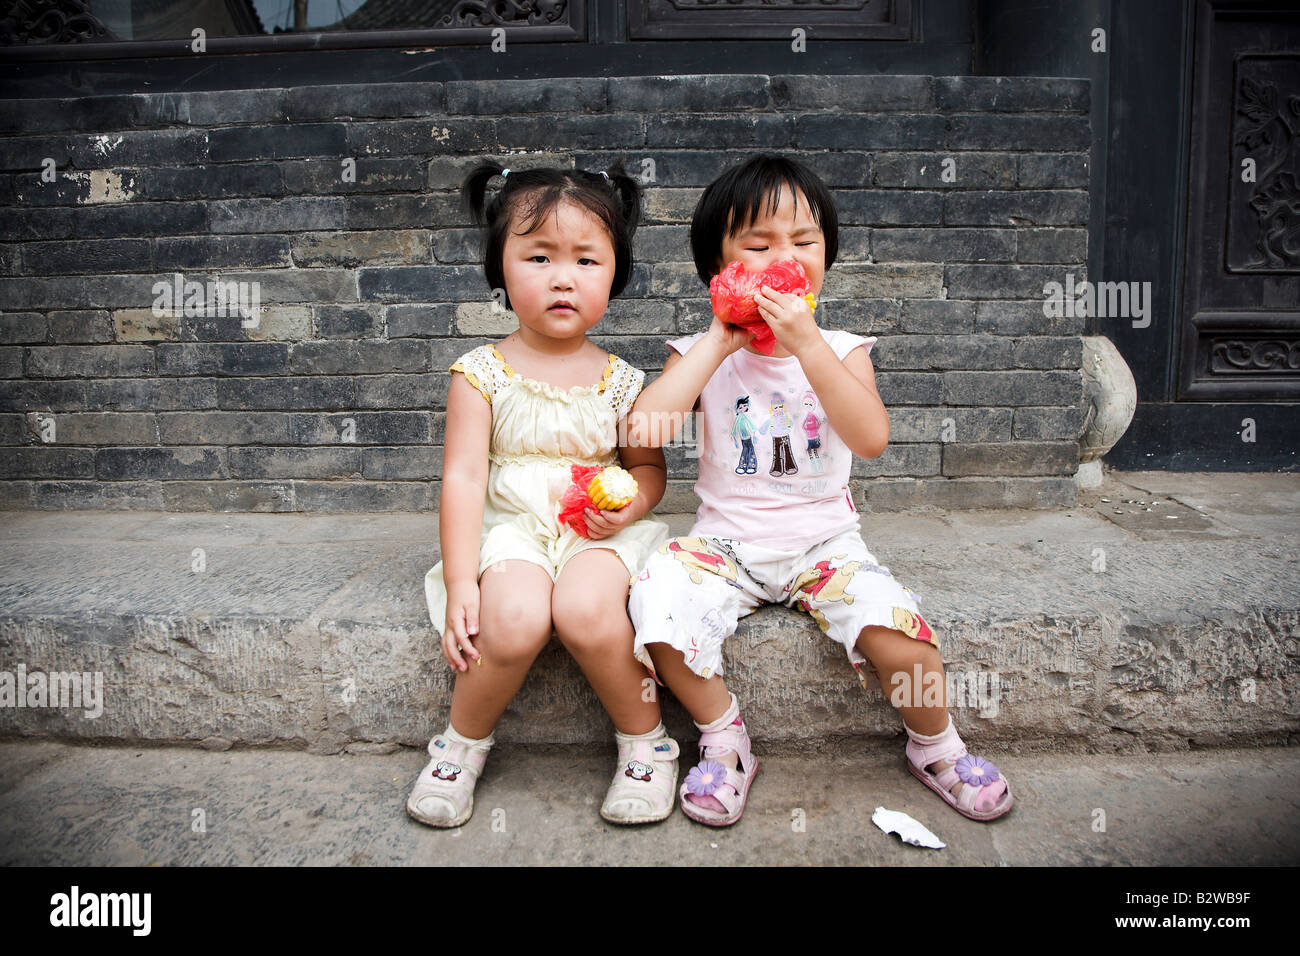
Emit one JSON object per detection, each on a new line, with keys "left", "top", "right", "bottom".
{"left": 557, "top": 465, "right": 604, "bottom": 538}
{"left": 708, "top": 259, "right": 813, "bottom": 356}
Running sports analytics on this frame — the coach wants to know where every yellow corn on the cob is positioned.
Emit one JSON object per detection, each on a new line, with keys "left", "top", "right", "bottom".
{"left": 804, "top": 294, "right": 817, "bottom": 312}
{"left": 588, "top": 466, "right": 638, "bottom": 511}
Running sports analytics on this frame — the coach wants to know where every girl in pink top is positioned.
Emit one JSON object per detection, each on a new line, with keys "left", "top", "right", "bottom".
{"left": 625, "top": 155, "right": 1014, "bottom": 827}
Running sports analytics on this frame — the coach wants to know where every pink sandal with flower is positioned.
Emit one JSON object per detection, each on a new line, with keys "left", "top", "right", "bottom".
{"left": 679, "top": 716, "right": 759, "bottom": 827}
{"left": 905, "top": 722, "right": 1014, "bottom": 822}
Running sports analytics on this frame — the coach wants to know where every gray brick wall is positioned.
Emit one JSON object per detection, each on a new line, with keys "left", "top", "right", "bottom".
{"left": 0, "top": 74, "right": 1087, "bottom": 513}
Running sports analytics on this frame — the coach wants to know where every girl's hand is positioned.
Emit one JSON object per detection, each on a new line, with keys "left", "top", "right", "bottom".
{"left": 754, "top": 286, "right": 820, "bottom": 357}
{"left": 704, "top": 313, "right": 755, "bottom": 356}
{"left": 582, "top": 504, "right": 635, "bottom": 540}
{"left": 442, "top": 581, "right": 482, "bottom": 672}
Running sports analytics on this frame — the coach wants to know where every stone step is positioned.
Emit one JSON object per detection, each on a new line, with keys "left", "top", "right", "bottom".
{"left": 0, "top": 472, "right": 1296, "bottom": 753}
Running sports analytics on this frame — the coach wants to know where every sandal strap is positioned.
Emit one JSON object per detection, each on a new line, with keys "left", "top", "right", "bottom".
{"left": 427, "top": 734, "right": 490, "bottom": 777}
{"left": 698, "top": 720, "right": 753, "bottom": 770}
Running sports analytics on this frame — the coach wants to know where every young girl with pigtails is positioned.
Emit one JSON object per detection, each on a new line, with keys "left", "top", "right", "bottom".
{"left": 413, "top": 161, "right": 679, "bottom": 827}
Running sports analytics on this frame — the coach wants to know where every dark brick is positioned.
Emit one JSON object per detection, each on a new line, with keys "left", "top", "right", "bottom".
{"left": 851, "top": 443, "right": 941, "bottom": 477}
{"left": 22, "top": 411, "right": 157, "bottom": 444}
{"left": 642, "top": 188, "right": 702, "bottom": 224}
{"left": 942, "top": 440, "right": 1078, "bottom": 476}
{"left": 359, "top": 266, "right": 484, "bottom": 302}
{"left": 215, "top": 376, "right": 357, "bottom": 411}
{"left": 772, "top": 75, "right": 934, "bottom": 111}
{"left": 315, "top": 305, "right": 384, "bottom": 339}
{"left": 47, "top": 311, "right": 112, "bottom": 344}
{"left": 797, "top": 114, "right": 946, "bottom": 150}
{"left": 134, "top": 163, "right": 285, "bottom": 201}
{"left": 154, "top": 236, "right": 292, "bottom": 270}
{"left": 575, "top": 151, "right": 750, "bottom": 188}
{"left": 823, "top": 264, "right": 942, "bottom": 299}
{"left": 816, "top": 299, "right": 901, "bottom": 335}
{"left": 945, "top": 264, "right": 1070, "bottom": 299}
{"left": 90, "top": 377, "right": 215, "bottom": 412}
{"left": 292, "top": 481, "right": 433, "bottom": 512}
{"left": 0, "top": 243, "right": 19, "bottom": 275}
{"left": 200, "top": 269, "right": 356, "bottom": 305}
{"left": 941, "top": 370, "right": 1081, "bottom": 406}
{"left": 0, "top": 346, "right": 22, "bottom": 377}
{"left": 0, "top": 480, "right": 33, "bottom": 507}
{"left": 900, "top": 300, "right": 974, "bottom": 334}
{"left": 644, "top": 115, "right": 794, "bottom": 149}
{"left": 156, "top": 480, "right": 295, "bottom": 512}
{"left": 450, "top": 78, "right": 608, "bottom": 114}
{"left": 282, "top": 157, "right": 427, "bottom": 195}
{"left": 944, "top": 191, "right": 1088, "bottom": 226}
{"left": 1018, "top": 153, "right": 1090, "bottom": 188}
{"left": 871, "top": 335, "right": 1015, "bottom": 370}
{"left": 975, "top": 300, "right": 1086, "bottom": 335}
{"left": 8, "top": 169, "right": 133, "bottom": 206}
{"left": 589, "top": 335, "right": 672, "bottom": 371}
{"left": 431, "top": 228, "right": 483, "bottom": 264}
{"left": 0, "top": 135, "right": 74, "bottom": 171}
{"left": 834, "top": 190, "right": 944, "bottom": 226}
{"left": 497, "top": 114, "right": 642, "bottom": 150}
{"left": 22, "top": 239, "right": 152, "bottom": 275}
{"left": 890, "top": 407, "right": 1013, "bottom": 442}
{"left": 285, "top": 83, "right": 445, "bottom": 121}
{"left": 837, "top": 228, "right": 872, "bottom": 261}
{"left": 1017, "top": 228, "right": 1087, "bottom": 263}
{"left": 289, "top": 340, "right": 430, "bottom": 375}
{"left": 0, "top": 94, "right": 136, "bottom": 134}
{"left": 2, "top": 207, "right": 73, "bottom": 241}
{"left": 873, "top": 228, "right": 1015, "bottom": 263}
{"left": 25, "top": 344, "right": 154, "bottom": 378}
{"left": 345, "top": 193, "right": 460, "bottom": 230}
{"left": 74, "top": 202, "right": 209, "bottom": 239}
{"left": 158, "top": 411, "right": 289, "bottom": 445}
{"left": 68, "top": 130, "right": 208, "bottom": 169}
{"left": 1011, "top": 336, "right": 1083, "bottom": 370}
{"left": 354, "top": 373, "right": 450, "bottom": 411}
{"left": 96, "top": 447, "right": 226, "bottom": 480}
{"left": 935, "top": 77, "right": 1089, "bottom": 113}
{"left": 209, "top": 124, "right": 346, "bottom": 163}
{"left": 362, "top": 446, "right": 443, "bottom": 481}
{"left": 0, "top": 312, "right": 46, "bottom": 343}
{"left": 0, "top": 412, "right": 24, "bottom": 443}
{"left": 291, "top": 231, "right": 428, "bottom": 268}
{"left": 599, "top": 299, "right": 676, "bottom": 334}
{"left": 0, "top": 447, "right": 95, "bottom": 478}
{"left": 230, "top": 446, "right": 362, "bottom": 479}
{"left": 289, "top": 411, "right": 431, "bottom": 445}
{"left": 948, "top": 114, "right": 1089, "bottom": 151}
{"left": 872, "top": 151, "right": 1015, "bottom": 189}
{"left": 386, "top": 305, "right": 456, "bottom": 338}
{"left": 875, "top": 372, "right": 942, "bottom": 404}
{"left": 347, "top": 119, "right": 495, "bottom": 157}
{"left": 862, "top": 476, "right": 1076, "bottom": 511}
{"left": 0, "top": 379, "right": 85, "bottom": 411}
{"left": 431, "top": 337, "right": 492, "bottom": 369}
{"left": 609, "top": 76, "right": 767, "bottom": 111}
{"left": 425, "top": 152, "right": 572, "bottom": 190}
{"left": 648, "top": 262, "right": 702, "bottom": 298}
{"left": 631, "top": 225, "right": 689, "bottom": 262}
{"left": 157, "top": 344, "right": 289, "bottom": 377}
{"left": 1013, "top": 406, "right": 1083, "bottom": 440}
{"left": 210, "top": 198, "right": 344, "bottom": 234}
{"left": 132, "top": 89, "right": 289, "bottom": 127}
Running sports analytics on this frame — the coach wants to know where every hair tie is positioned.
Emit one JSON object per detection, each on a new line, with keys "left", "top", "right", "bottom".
{"left": 500, "top": 168, "right": 511, "bottom": 179}
{"left": 599, "top": 171, "right": 611, "bottom": 185}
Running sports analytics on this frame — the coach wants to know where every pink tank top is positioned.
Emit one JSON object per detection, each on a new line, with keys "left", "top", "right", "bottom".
{"left": 668, "top": 329, "right": 877, "bottom": 551}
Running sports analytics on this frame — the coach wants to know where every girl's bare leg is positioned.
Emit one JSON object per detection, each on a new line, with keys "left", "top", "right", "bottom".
{"left": 551, "top": 548, "right": 660, "bottom": 735}
{"left": 447, "top": 560, "right": 554, "bottom": 739}
{"left": 644, "top": 642, "right": 733, "bottom": 725}
{"left": 855, "top": 624, "right": 948, "bottom": 735}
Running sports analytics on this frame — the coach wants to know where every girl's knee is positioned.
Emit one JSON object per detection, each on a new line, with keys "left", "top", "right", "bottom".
{"left": 551, "top": 592, "right": 630, "bottom": 656}
{"left": 478, "top": 598, "right": 552, "bottom": 664}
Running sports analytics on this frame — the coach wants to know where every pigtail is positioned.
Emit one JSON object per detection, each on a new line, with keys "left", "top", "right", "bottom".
{"left": 461, "top": 161, "right": 506, "bottom": 227}
{"left": 603, "top": 159, "right": 643, "bottom": 241}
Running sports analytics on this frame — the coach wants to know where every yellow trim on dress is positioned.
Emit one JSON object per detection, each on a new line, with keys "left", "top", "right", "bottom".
{"left": 595, "top": 353, "right": 616, "bottom": 394}
{"left": 489, "top": 344, "right": 516, "bottom": 378}
{"left": 449, "top": 360, "right": 491, "bottom": 404}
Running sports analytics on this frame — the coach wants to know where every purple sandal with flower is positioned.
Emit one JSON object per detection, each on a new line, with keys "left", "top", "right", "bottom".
{"left": 905, "top": 722, "right": 1014, "bottom": 822}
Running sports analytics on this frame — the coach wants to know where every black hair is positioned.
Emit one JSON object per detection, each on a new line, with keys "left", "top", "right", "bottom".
{"left": 460, "top": 160, "right": 642, "bottom": 310}
{"left": 689, "top": 153, "right": 839, "bottom": 286}
{"left": 735, "top": 395, "right": 749, "bottom": 410}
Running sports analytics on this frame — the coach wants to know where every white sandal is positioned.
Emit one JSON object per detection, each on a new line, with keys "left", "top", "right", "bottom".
{"left": 600, "top": 727, "right": 681, "bottom": 825}
{"left": 406, "top": 731, "right": 493, "bottom": 828}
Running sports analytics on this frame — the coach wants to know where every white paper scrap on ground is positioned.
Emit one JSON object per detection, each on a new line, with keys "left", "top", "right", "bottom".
{"left": 872, "top": 807, "right": 946, "bottom": 849}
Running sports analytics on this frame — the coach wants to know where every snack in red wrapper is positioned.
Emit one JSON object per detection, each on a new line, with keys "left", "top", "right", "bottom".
{"left": 558, "top": 465, "right": 638, "bottom": 538}
{"left": 708, "top": 259, "right": 817, "bottom": 356}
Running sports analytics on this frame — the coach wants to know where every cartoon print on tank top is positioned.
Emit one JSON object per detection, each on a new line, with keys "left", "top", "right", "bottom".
{"left": 731, "top": 395, "right": 758, "bottom": 475}
{"left": 760, "top": 391, "right": 798, "bottom": 477}
{"left": 800, "top": 390, "right": 825, "bottom": 476}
